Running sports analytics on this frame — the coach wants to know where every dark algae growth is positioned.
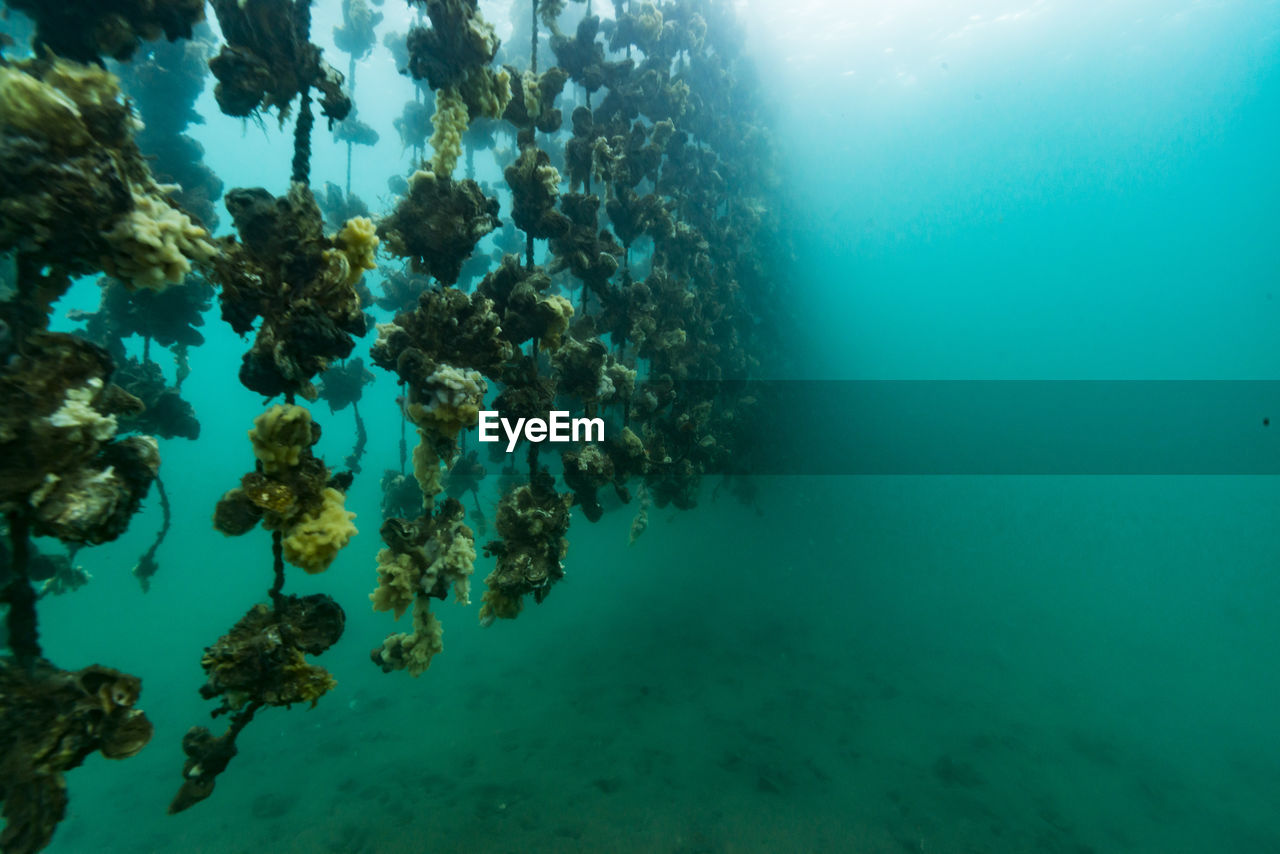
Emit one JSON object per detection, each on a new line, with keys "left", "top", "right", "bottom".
{"left": 1, "top": 1, "right": 784, "bottom": 851}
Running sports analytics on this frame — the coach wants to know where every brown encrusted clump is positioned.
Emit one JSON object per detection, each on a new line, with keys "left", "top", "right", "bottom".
{"left": 378, "top": 170, "right": 500, "bottom": 286}
{"left": 404, "top": 0, "right": 501, "bottom": 90}
{"left": 502, "top": 66, "right": 570, "bottom": 134}
{"left": 198, "top": 594, "right": 345, "bottom": 713}
{"left": 505, "top": 146, "right": 570, "bottom": 240}
{"left": 212, "top": 488, "right": 263, "bottom": 536}
{"left": 0, "top": 333, "right": 159, "bottom": 545}
{"left": 550, "top": 333, "right": 632, "bottom": 411}
{"left": 207, "top": 0, "right": 350, "bottom": 121}
{"left": 549, "top": 15, "right": 633, "bottom": 94}
{"left": 596, "top": 271, "right": 657, "bottom": 349}
{"left": 564, "top": 106, "right": 598, "bottom": 192}
{"left": 562, "top": 445, "right": 614, "bottom": 523}
{"left": 0, "top": 659, "right": 153, "bottom": 854}
{"left": 374, "top": 500, "right": 474, "bottom": 609}
{"left": 489, "top": 355, "right": 556, "bottom": 429}
{"left": 606, "top": 187, "right": 671, "bottom": 250}
{"left": 593, "top": 118, "right": 674, "bottom": 193}
{"left": 369, "top": 498, "right": 476, "bottom": 677}
{"left": 476, "top": 254, "right": 558, "bottom": 347}
{"left": 548, "top": 193, "right": 622, "bottom": 298}
{"left": 372, "top": 286, "right": 512, "bottom": 383}
{"left": 168, "top": 593, "right": 344, "bottom": 814}
{"left": 4, "top": 0, "right": 205, "bottom": 63}
{"left": 27, "top": 436, "right": 160, "bottom": 545}
{"left": 636, "top": 395, "right": 741, "bottom": 511}
{"left": 212, "top": 405, "right": 356, "bottom": 575}
{"left": 334, "top": 0, "right": 383, "bottom": 59}
{"left": 479, "top": 471, "right": 571, "bottom": 624}
{"left": 206, "top": 184, "right": 367, "bottom": 400}
{"left": 551, "top": 336, "right": 610, "bottom": 401}
{"left": 0, "top": 58, "right": 212, "bottom": 326}
{"left": 609, "top": 1, "right": 668, "bottom": 56}
{"left": 0, "top": 67, "right": 134, "bottom": 275}
{"left": 168, "top": 724, "right": 239, "bottom": 815}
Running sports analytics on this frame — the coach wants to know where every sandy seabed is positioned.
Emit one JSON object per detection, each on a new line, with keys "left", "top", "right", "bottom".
{"left": 42, "top": 477, "right": 1280, "bottom": 854}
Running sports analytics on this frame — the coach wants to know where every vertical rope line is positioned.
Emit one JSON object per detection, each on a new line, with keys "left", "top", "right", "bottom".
{"left": 291, "top": 0, "right": 315, "bottom": 185}
{"left": 531, "top": 0, "right": 539, "bottom": 74}
{"left": 346, "top": 55, "right": 356, "bottom": 195}
{"left": 3, "top": 514, "right": 40, "bottom": 667}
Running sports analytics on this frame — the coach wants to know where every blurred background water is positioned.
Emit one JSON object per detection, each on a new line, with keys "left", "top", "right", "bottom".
{"left": 10, "top": 0, "right": 1280, "bottom": 851}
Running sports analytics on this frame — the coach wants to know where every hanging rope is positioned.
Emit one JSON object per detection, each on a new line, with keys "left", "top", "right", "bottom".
{"left": 399, "top": 380, "right": 408, "bottom": 475}
{"left": 132, "top": 473, "right": 172, "bottom": 592}
{"left": 291, "top": 0, "right": 315, "bottom": 185}
{"left": 531, "top": 0, "right": 539, "bottom": 74}
{"left": 269, "top": 530, "right": 286, "bottom": 610}
{"left": 346, "top": 55, "right": 356, "bottom": 195}
{"left": 292, "top": 89, "right": 314, "bottom": 185}
{"left": 526, "top": 0, "right": 539, "bottom": 271}
{"left": 347, "top": 399, "right": 368, "bottom": 474}
{"left": 3, "top": 514, "right": 40, "bottom": 668}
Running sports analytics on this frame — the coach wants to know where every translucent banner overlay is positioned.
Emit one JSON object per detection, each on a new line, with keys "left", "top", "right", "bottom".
{"left": 716, "top": 381, "right": 1280, "bottom": 475}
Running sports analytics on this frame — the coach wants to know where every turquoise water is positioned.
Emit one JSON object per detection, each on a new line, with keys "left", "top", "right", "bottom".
{"left": 8, "top": 0, "right": 1280, "bottom": 852}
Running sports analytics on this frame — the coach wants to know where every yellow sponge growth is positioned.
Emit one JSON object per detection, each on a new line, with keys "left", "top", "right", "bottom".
{"left": 537, "top": 295, "right": 574, "bottom": 350}
{"left": 372, "top": 599, "right": 444, "bottom": 677}
{"left": 520, "top": 70, "right": 541, "bottom": 122}
{"left": 332, "top": 216, "right": 379, "bottom": 287}
{"left": 429, "top": 86, "right": 468, "bottom": 178}
{"left": 281, "top": 648, "right": 338, "bottom": 707}
{"left": 412, "top": 435, "right": 445, "bottom": 504}
{"left": 40, "top": 60, "right": 123, "bottom": 113}
{"left": 407, "top": 364, "right": 487, "bottom": 440}
{"left": 370, "top": 549, "right": 416, "bottom": 619}
{"left": 0, "top": 65, "right": 91, "bottom": 147}
{"left": 282, "top": 487, "right": 358, "bottom": 574}
{"left": 638, "top": 1, "right": 664, "bottom": 42}
{"left": 479, "top": 587, "right": 522, "bottom": 625}
{"left": 460, "top": 67, "right": 512, "bottom": 120}
{"left": 0, "top": 59, "right": 123, "bottom": 150}
{"left": 428, "top": 68, "right": 512, "bottom": 178}
{"left": 248, "top": 404, "right": 313, "bottom": 474}
{"left": 0, "top": 60, "right": 212, "bottom": 291}
{"left": 101, "top": 191, "right": 216, "bottom": 291}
